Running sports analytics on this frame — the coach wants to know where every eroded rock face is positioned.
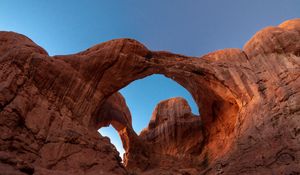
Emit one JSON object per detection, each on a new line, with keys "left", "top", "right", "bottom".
{"left": 147, "top": 97, "right": 195, "bottom": 128}
{"left": 137, "top": 98, "right": 204, "bottom": 174}
{"left": 140, "top": 97, "right": 203, "bottom": 158}
{"left": 0, "top": 18, "right": 299, "bottom": 175}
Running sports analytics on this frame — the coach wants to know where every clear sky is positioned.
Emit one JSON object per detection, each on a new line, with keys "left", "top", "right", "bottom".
{"left": 1, "top": 0, "right": 299, "bottom": 158}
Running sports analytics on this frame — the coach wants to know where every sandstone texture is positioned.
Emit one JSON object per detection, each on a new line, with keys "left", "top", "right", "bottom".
{"left": 0, "top": 19, "right": 300, "bottom": 175}
{"left": 140, "top": 98, "right": 203, "bottom": 160}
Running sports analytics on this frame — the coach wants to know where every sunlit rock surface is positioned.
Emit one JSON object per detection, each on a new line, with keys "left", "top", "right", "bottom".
{"left": 140, "top": 97, "right": 203, "bottom": 158}
{"left": 0, "top": 18, "right": 299, "bottom": 174}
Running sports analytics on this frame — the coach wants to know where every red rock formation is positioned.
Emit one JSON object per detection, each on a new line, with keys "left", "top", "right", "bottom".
{"left": 0, "top": 18, "right": 299, "bottom": 174}
{"left": 92, "top": 93, "right": 149, "bottom": 171}
{"left": 140, "top": 97, "right": 203, "bottom": 158}
{"left": 137, "top": 97, "right": 204, "bottom": 174}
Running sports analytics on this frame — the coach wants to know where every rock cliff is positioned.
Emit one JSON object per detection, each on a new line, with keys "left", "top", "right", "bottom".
{"left": 0, "top": 18, "right": 299, "bottom": 174}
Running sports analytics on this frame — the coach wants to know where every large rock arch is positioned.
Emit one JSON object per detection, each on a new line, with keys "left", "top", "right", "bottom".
{"left": 56, "top": 37, "right": 242, "bottom": 170}
{"left": 0, "top": 18, "right": 299, "bottom": 174}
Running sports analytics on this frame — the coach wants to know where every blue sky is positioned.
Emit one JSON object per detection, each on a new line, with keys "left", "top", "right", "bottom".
{"left": 1, "top": 0, "right": 299, "bottom": 158}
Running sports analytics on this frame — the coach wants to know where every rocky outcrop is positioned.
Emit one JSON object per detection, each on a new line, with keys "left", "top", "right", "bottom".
{"left": 146, "top": 97, "right": 196, "bottom": 128}
{"left": 136, "top": 98, "right": 204, "bottom": 174}
{"left": 0, "top": 32, "right": 127, "bottom": 175}
{"left": 140, "top": 97, "right": 203, "bottom": 158}
{"left": 0, "top": 18, "right": 299, "bottom": 175}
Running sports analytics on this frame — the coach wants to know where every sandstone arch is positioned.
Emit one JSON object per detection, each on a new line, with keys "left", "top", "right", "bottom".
{"left": 0, "top": 18, "right": 299, "bottom": 174}
{"left": 92, "top": 75, "right": 204, "bottom": 170}
{"left": 58, "top": 37, "right": 242, "bottom": 156}
{"left": 66, "top": 38, "right": 244, "bottom": 169}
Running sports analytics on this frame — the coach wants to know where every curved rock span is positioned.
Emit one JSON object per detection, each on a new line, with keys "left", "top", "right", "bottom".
{"left": 0, "top": 19, "right": 299, "bottom": 174}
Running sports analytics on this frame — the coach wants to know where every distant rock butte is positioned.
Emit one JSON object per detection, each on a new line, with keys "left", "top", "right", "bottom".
{"left": 0, "top": 18, "right": 299, "bottom": 175}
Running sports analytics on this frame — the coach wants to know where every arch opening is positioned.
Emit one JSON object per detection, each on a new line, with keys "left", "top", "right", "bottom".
{"left": 120, "top": 74, "right": 199, "bottom": 134}
{"left": 97, "top": 74, "right": 200, "bottom": 161}
{"left": 98, "top": 125, "right": 125, "bottom": 160}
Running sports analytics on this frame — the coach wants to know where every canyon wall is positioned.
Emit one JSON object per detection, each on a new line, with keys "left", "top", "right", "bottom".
{"left": 0, "top": 19, "right": 299, "bottom": 174}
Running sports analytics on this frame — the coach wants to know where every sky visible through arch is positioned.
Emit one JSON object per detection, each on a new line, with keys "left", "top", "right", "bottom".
{"left": 1, "top": 0, "right": 299, "bottom": 158}
{"left": 99, "top": 74, "right": 199, "bottom": 159}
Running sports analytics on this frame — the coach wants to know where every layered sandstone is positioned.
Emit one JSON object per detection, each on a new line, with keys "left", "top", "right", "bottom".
{"left": 140, "top": 97, "right": 203, "bottom": 158}
{"left": 0, "top": 18, "right": 299, "bottom": 175}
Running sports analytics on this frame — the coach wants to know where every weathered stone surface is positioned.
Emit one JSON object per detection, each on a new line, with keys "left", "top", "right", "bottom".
{"left": 140, "top": 97, "right": 203, "bottom": 157}
{"left": 0, "top": 18, "right": 299, "bottom": 174}
{"left": 146, "top": 97, "right": 195, "bottom": 128}
{"left": 137, "top": 98, "right": 204, "bottom": 173}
